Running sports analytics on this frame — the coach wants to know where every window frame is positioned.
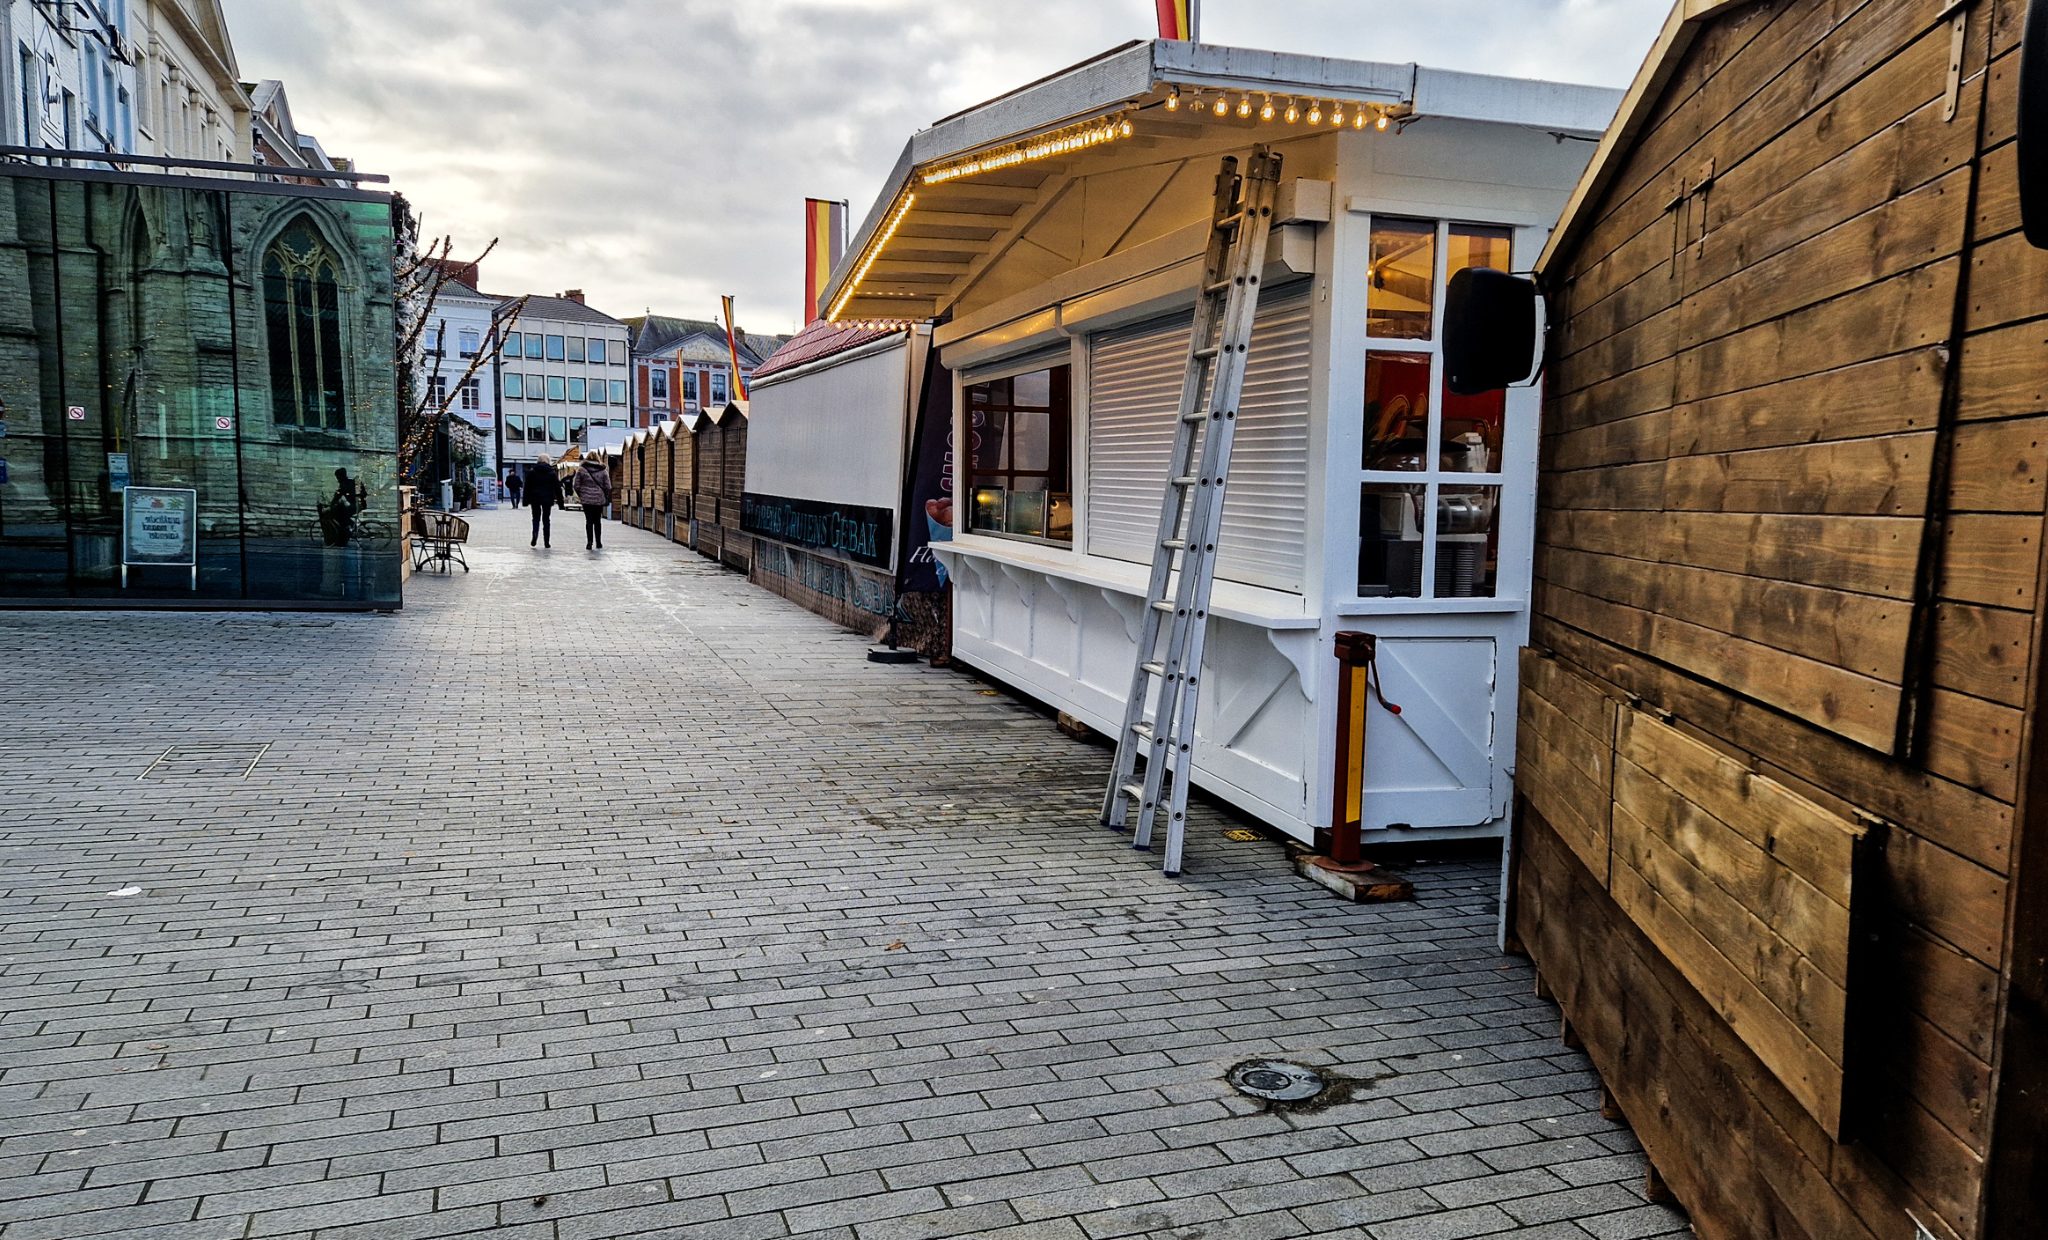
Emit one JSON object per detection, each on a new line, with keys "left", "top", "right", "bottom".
{"left": 609, "top": 379, "right": 627, "bottom": 405}
{"left": 568, "top": 377, "right": 586, "bottom": 403}
{"left": 567, "top": 336, "right": 585, "bottom": 363}
{"left": 545, "top": 334, "right": 566, "bottom": 361}
{"left": 1353, "top": 215, "right": 1520, "bottom": 606}
{"left": 546, "top": 375, "right": 566, "bottom": 402}
{"left": 960, "top": 358, "right": 1074, "bottom": 547}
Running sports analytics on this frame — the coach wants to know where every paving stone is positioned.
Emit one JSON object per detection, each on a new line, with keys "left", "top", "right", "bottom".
{"left": 0, "top": 511, "right": 1665, "bottom": 1238}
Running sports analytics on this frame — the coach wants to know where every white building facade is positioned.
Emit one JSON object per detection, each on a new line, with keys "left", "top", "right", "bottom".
{"left": 495, "top": 293, "right": 631, "bottom": 472}
{"left": 3, "top": 0, "right": 248, "bottom": 163}
{"left": 422, "top": 280, "right": 501, "bottom": 479}
{"left": 825, "top": 42, "right": 1619, "bottom": 849}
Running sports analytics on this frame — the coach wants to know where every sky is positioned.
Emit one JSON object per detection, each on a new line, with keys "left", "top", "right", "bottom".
{"left": 217, "top": 0, "right": 1668, "bottom": 337}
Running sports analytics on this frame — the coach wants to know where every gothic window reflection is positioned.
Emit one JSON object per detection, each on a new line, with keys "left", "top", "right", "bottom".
{"left": 264, "top": 217, "right": 346, "bottom": 429}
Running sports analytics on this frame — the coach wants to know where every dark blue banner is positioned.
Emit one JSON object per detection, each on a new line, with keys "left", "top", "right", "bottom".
{"left": 741, "top": 492, "right": 894, "bottom": 569}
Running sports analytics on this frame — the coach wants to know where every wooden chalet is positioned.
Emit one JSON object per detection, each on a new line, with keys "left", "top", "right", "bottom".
{"left": 1504, "top": 0, "right": 2048, "bottom": 1236}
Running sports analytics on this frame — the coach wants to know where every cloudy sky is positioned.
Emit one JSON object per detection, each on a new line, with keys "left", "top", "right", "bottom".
{"left": 218, "top": 0, "right": 1666, "bottom": 335}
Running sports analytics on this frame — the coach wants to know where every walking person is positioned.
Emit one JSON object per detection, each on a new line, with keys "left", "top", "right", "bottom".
{"left": 505, "top": 468, "right": 523, "bottom": 510}
{"left": 573, "top": 455, "right": 613, "bottom": 550}
{"left": 525, "top": 454, "right": 562, "bottom": 548}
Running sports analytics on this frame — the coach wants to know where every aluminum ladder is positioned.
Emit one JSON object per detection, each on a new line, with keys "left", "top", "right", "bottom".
{"left": 1100, "top": 145, "right": 1282, "bottom": 877}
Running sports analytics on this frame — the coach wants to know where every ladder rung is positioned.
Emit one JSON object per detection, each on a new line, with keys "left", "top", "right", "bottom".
{"left": 1205, "top": 280, "right": 1232, "bottom": 294}
{"left": 1130, "top": 721, "right": 1154, "bottom": 739}
{"left": 1172, "top": 475, "right": 1198, "bottom": 487}
{"left": 1161, "top": 539, "right": 1186, "bottom": 550}
{"left": 1193, "top": 346, "right": 1219, "bottom": 360}
{"left": 1182, "top": 411, "right": 1207, "bottom": 423}
{"left": 1120, "top": 782, "right": 1144, "bottom": 801}
{"left": 1150, "top": 599, "right": 1175, "bottom": 612}
{"left": 1141, "top": 661, "right": 1166, "bottom": 677}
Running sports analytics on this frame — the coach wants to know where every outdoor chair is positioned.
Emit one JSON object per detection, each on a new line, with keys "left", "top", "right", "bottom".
{"left": 410, "top": 510, "right": 470, "bottom": 573}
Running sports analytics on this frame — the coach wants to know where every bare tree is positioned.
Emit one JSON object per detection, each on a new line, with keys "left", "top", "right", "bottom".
{"left": 392, "top": 196, "right": 527, "bottom": 499}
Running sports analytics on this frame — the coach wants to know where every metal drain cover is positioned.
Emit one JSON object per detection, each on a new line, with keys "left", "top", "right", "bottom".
{"left": 1229, "top": 1059, "right": 1324, "bottom": 1102}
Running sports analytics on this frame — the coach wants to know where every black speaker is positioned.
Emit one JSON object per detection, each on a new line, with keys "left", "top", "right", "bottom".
{"left": 2023, "top": 0, "right": 2048, "bottom": 248}
{"left": 1443, "top": 266, "right": 1540, "bottom": 395}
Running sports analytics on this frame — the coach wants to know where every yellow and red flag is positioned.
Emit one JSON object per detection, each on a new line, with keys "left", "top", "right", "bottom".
{"left": 721, "top": 295, "right": 749, "bottom": 404}
{"left": 804, "top": 198, "right": 847, "bottom": 323}
{"left": 1155, "top": 0, "right": 1196, "bottom": 41}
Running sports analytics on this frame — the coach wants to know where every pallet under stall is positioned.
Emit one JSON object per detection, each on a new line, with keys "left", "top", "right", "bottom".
{"left": 1444, "top": 0, "right": 2048, "bottom": 1235}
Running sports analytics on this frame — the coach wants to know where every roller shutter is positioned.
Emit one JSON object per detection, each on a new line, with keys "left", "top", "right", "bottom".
{"left": 1084, "top": 287, "right": 1312, "bottom": 592}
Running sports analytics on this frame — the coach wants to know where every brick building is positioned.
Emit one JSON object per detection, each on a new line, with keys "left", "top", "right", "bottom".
{"left": 623, "top": 315, "right": 785, "bottom": 428}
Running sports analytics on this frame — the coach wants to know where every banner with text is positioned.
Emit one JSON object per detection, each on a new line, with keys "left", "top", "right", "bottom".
{"left": 741, "top": 492, "right": 894, "bottom": 569}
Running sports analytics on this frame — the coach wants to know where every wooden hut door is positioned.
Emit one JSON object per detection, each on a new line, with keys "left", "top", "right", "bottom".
{"left": 1358, "top": 637, "right": 1501, "bottom": 829}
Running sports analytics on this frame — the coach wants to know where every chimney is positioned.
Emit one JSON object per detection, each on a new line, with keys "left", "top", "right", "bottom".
{"left": 562, "top": 289, "right": 585, "bottom": 304}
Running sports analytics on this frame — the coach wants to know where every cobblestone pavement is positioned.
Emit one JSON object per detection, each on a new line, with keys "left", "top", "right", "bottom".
{"left": 0, "top": 509, "right": 1690, "bottom": 1240}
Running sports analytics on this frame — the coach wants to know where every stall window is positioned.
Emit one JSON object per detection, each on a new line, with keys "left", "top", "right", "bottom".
{"left": 1359, "top": 220, "right": 1514, "bottom": 599}
{"left": 966, "top": 364, "right": 1072, "bottom": 543}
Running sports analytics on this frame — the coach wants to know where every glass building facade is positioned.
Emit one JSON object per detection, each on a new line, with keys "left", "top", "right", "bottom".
{"left": 0, "top": 165, "right": 399, "bottom": 607}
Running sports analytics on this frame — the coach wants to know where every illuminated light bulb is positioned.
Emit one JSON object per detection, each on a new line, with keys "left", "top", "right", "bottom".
{"left": 1284, "top": 99, "right": 1298, "bottom": 123}
{"left": 1330, "top": 106, "right": 1344, "bottom": 127}
{"left": 1375, "top": 112, "right": 1390, "bottom": 130}
{"left": 1260, "top": 95, "right": 1274, "bottom": 121}
{"left": 1307, "top": 102, "right": 1322, "bottom": 125}
{"left": 1165, "top": 88, "right": 1179, "bottom": 111}
{"left": 1353, "top": 111, "right": 1367, "bottom": 129}
{"left": 1120, "top": 119, "right": 1133, "bottom": 136}
{"left": 1237, "top": 95, "right": 1251, "bottom": 118}
{"left": 1213, "top": 94, "right": 1227, "bottom": 117}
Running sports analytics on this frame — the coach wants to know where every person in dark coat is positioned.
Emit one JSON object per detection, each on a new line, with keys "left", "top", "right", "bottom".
{"left": 524, "top": 455, "right": 563, "bottom": 548}
{"left": 572, "top": 457, "right": 613, "bottom": 550}
{"left": 505, "top": 468, "right": 523, "bottom": 509}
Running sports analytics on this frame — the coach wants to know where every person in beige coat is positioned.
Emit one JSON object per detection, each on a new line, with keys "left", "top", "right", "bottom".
{"left": 572, "top": 457, "right": 613, "bottom": 550}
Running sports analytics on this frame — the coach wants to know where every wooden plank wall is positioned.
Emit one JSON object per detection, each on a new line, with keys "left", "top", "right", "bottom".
{"left": 1525, "top": 0, "right": 2040, "bottom": 1236}
{"left": 672, "top": 431, "right": 696, "bottom": 541}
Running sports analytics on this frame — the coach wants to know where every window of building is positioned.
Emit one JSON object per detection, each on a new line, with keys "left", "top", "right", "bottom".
{"left": 965, "top": 364, "right": 1072, "bottom": 543}
{"left": 505, "top": 414, "right": 524, "bottom": 442}
{"left": 263, "top": 217, "right": 348, "bottom": 430}
{"left": 503, "top": 373, "right": 523, "bottom": 400}
{"left": 457, "top": 328, "right": 479, "bottom": 358}
{"left": 526, "top": 373, "right": 543, "bottom": 399}
{"left": 524, "top": 333, "right": 543, "bottom": 359}
{"left": 461, "top": 379, "right": 479, "bottom": 410}
{"left": 570, "top": 417, "right": 586, "bottom": 444}
{"left": 428, "top": 374, "right": 446, "bottom": 408}
{"left": 650, "top": 369, "right": 668, "bottom": 401}
{"left": 548, "top": 416, "right": 567, "bottom": 442}
{"left": 502, "top": 331, "right": 522, "bottom": 357}
{"left": 589, "top": 339, "right": 606, "bottom": 364}
{"left": 545, "top": 334, "right": 565, "bottom": 361}
{"left": 567, "top": 336, "right": 585, "bottom": 363}
{"left": 422, "top": 326, "right": 440, "bottom": 354}
{"left": 590, "top": 419, "right": 610, "bottom": 429}
{"left": 710, "top": 371, "right": 728, "bottom": 405}
{"left": 546, "top": 375, "right": 566, "bottom": 402}
{"left": 1359, "top": 219, "right": 1514, "bottom": 599}
{"left": 609, "top": 379, "right": 627, "bottom": 405}
{"left": 680, "top": 371, "right": 697, "bottom": 406}
{"left": 568, "top": 377, "right": 586, "bottom": 403}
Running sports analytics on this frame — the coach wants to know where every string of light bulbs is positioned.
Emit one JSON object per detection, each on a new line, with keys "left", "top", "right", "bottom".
{"left": 826, "top": 192, "right": 917, "bottom": 322}
{"left": 920, "top": 114, "right": 1136, "bottom": 186}
{"left": 1164, "top": 85, "right": 1408, "bottom": 131}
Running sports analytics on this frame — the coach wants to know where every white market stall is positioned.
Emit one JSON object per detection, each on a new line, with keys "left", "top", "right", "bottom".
{"left": 822, "top": 40, "right": 1620, "bottom": 846}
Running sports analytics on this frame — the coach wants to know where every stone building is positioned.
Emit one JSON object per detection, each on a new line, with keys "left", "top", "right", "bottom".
{"left": 0, "top": 163, "right": 399, "bottom": 605}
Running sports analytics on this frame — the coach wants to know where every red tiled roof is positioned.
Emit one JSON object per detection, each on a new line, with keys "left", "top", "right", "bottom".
{"left": 752, "top": 319, "right": 904, "bottom": 381}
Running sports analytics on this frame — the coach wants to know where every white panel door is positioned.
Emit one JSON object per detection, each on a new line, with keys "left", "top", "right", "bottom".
{"left": 1358, "top": 637, "right": 1497, "bottom": 828}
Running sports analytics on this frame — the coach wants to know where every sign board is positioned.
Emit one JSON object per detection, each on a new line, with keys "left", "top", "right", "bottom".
{"left": 122, "top": 487, "right": 197, "bottom": 566}
{"left": 107, "top": 452, "right": 129, "bottom": 492}
{"left": 66, "top": 405, "right": 85, "bottom": 421}
{"left": 214, "top": 416, "right": 234, "bottom": 432}
{"left": 741, "top": 491, "right": 894, "bottom": 569}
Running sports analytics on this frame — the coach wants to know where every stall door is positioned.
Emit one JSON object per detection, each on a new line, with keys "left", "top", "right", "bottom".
{"left": 1359, "top": 637, "right": 1498, "bottom": 828}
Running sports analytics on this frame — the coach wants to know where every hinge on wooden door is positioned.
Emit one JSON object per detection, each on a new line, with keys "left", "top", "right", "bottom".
{"left": 1941, "top": 0, "right": 1971, "bottom": 122}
